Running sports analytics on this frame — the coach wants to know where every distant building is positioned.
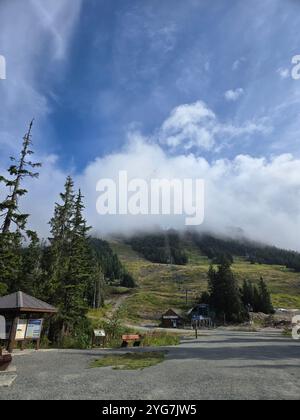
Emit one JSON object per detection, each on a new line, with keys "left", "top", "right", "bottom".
{"left": 161, "top": 309, "right": 184, "bottom": 328}
{"left": 187, "top": 304, "right": 213, "bottom": 328}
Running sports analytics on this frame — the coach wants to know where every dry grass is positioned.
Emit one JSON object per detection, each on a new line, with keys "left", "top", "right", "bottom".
{"left": 108, "top": 239, "right": 300, "bottom": 324}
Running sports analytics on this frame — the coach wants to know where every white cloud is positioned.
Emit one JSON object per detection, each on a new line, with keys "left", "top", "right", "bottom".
{"left": 159, "top": 101, "right": 216, "bottom": 150}
{"left": 232, "top": 58, "right": 246, "bottom": 71}
{"left": 224, "top": 88, "right": 244, "bottom": 101}
{"left": 15, "top": 129, "right": 300, "bottom": 252}
{"left": 158, "top": 100, "right": 270, "bottom": 152}
{"left": 277, "top": 67, "right": 290, "bottom": 79}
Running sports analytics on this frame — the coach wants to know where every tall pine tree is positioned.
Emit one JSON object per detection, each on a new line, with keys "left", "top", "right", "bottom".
{"left": 0, "top": 121, "right": 41, "bottom": 233}
{"left": 0, "top": 121, "right": 41, "bottom": 293}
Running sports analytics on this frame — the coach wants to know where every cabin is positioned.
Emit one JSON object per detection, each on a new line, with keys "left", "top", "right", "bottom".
{"left": 161, "top": 308, "right": 184, "bottom": 328}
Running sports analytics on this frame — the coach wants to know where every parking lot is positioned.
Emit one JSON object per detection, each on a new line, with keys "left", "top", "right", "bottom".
{"left": 0, "top": 330, "right": 299, "bottom": 400}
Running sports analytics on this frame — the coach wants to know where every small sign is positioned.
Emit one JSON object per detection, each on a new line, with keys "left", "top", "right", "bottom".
{"left": 15, "top": 319, "right": 27, "bottom": 341}
{"left": 122, "top": 334, "right": 140, "bottom": 341}
{"left": 94, "top": 329, "right": 106, "bottom": 337}
{"left": 26, "top": 319, "right": 43, "bottom": 340}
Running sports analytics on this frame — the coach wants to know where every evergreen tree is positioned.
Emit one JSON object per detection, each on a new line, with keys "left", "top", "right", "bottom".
{"left": 0, "top": 232, "right": 23, "bottom": 292}
{"left": 91, "top": 263, "right": 105, "bottom": 309}
{"left": 258, "top": 277, "right": 274, "bottom": 314}
{"left": 61, "top": 190, "right": 92, "bottom": 335}
{"left": 253, "top": 285, "right": 261, "bottom": 312}
{"left": 0, "top": 122, "right": 41, "bottom": 293}
{"left": 208, "top": 261, "right": 245, "bottom": 323}
{"left": 0, "top": 121, "right": 41, "bottom": 233}
{"left": 241, "top": 280, "right": 255, "bottom": 310}
{"left": 121, "top": 271, "right": 136, "bottom": 288}
{"left": 19, "top": 231, "right": 43, "bottom": 296}
{"left": 48, "top": 176, "right": 75, "bottom": 300}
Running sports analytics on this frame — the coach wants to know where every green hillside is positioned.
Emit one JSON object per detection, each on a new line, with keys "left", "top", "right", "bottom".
{"left": 109, "top": 237, "right": 300, "bottom": 325}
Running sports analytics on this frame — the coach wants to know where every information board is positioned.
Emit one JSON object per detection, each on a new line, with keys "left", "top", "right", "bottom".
{"left": 26, "top": 319, "right": 43, "bottom": 340}
{"left": 15, "top": 319, "right": 27, "bottom": 341}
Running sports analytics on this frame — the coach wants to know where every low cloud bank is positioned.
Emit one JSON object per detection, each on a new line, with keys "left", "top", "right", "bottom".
{"left": 20, "top": 133, "right": 300, "bottom": 252}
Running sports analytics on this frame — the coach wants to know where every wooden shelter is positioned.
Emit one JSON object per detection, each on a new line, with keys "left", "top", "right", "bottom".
{"left": 161, "top": 308, "right": 184, "bottom": 328}
{"left": 0, "top": 291, "right": 57, "bottom": 353}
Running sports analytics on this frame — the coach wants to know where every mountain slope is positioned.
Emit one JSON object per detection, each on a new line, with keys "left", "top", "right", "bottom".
{"left": 109, "top": 235, "right": 300, "bottom": 325}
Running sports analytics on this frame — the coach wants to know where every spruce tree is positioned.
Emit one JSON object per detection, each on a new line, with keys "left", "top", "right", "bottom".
{"left": 0, "top": 121, "right": 41, "bottom": 233}
{"left": 208, "top": 261, "right": 245, "bottom": 323}
{"left": 19, "top": 231, "right": 43, "bottom": 296}
{"left": 258, "top": 277, "right": 274, "bottom": 314}
{"left": 0, "top": 122, "right": 41, "bottom": 293}
{"left": 48, "top": 176, "right": 75, "bottom": 300}
{"left": 0, "top": 231, "right": 22, "bottom": 292}
{"left": 241, "top": 280, "right": 255, "bottom": 310}
{"left": 61, "top": 190, "right": 92, "bottom": 334}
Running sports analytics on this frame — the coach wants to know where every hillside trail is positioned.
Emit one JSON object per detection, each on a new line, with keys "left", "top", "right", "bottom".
{"left": 105, "top": 291, "right": 136, "bottom": 317}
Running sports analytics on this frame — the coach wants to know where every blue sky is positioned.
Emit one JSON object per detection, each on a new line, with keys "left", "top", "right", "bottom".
{"left": 1, "top": 0, "right": 300, "bottom": 168}
{"left": 1, "top": 0, "right": 300, "bottom": 249}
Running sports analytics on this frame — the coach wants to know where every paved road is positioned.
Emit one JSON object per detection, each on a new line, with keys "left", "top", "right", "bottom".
{"left": 0, "top": 331, "right": 299, "bottom": 400}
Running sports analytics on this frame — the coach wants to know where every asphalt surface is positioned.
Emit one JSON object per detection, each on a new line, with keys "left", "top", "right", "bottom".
{"left": 0, "top": 331, "right": 299, "bottom": 400}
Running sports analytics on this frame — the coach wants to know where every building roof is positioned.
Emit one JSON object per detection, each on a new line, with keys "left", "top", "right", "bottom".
{"left": 162, "top": 308, "right": 184, "bottom": 317}
{"left": 0, "top": 291, "right": 58, "bottom": 314}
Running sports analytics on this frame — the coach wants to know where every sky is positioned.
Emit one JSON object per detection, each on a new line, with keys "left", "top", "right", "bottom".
{"left": 1, "top": 0, "right": 300, "bottom": 250}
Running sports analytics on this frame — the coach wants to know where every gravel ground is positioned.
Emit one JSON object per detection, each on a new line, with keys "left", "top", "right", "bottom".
{"left": 0, "top": 331, "right": 299, "bottom": 400}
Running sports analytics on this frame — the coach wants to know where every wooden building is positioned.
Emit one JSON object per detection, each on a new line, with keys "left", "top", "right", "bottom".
{"left": 161, "top": 308, "right": 184, "bottom": 328}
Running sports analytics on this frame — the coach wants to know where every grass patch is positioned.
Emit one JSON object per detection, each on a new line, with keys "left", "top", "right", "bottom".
{"left": 90, "top": 351, "right": 166, "bottom": 370}
{"left": 107, "top": 239, "right": 300, "bottom": 326}
{"left": 142, "top": 331, "right": 180, "bottom": 347}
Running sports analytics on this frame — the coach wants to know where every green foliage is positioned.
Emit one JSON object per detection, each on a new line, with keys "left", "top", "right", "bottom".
{"left": 0, "top": 282, "right": 8, "bottom": 296}
{"left": 258, "top": 277, "right": 274, "bottom": 314}
{"left": 91, "top": 308, "right": 141, "bottom": 348}
{"left": 191, "top": 232, "right": 300, "bottom": 273}
{"left": 120, "top": 271, "right": 136, "bottom": 288}
{"left": 207, "top": 261, "right": 246, "bottom": 323}
{"left": 0, "top": 121, "right": 41, "bottom": 234}
{"left": 0, "top": 232, "right": 23, "bottom": 292}
{"left": 128, "top": 230, "right": 188, "bottom": 265}
{"left": 60, "top": 317, "right": 93, "bottom": 349}
{"left": 90, "top": 238, "right": 137, "bottom": 288}
{"left": 47, "top": 180, "right": 99, "bottom": 340}
{"left": 141, "top": 331, "right": 180, "bottom": 347}
{"left": 241, "top": 278, "right": 274, "bottom": 314}
{"left": 90, "top": 238, "right": 124, "bottom": 280}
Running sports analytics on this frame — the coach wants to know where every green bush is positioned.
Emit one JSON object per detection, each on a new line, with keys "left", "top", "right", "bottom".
{"left": 0, "top": 282, "right": 8, "bottom": 296}
{"left": 60, "top": 317, "right": 93, "bottom": 349}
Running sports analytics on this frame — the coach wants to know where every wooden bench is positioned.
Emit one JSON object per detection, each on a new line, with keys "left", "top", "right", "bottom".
{"left": 0, "top": 348, "right": 12, "bottom": 371}
{"left": 121, "top": 334, "right": 141, "bottom": 347}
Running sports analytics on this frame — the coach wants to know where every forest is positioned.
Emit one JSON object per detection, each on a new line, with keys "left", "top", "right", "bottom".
{"left": 126, "top": 229, "right": 300, "bottom": 272}
{"left": 0, "top": 123, "right": 135, "bottom": 345}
